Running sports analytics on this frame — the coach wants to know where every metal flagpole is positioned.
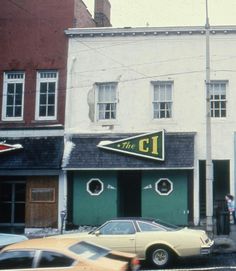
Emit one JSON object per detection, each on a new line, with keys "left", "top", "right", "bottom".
{"left": 205, "top": 0, "right": 214, "bottom": 234}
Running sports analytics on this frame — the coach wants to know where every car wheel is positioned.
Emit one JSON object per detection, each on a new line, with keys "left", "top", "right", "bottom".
{"left": 147, "top": 245, "right": 173, "bottom": 268}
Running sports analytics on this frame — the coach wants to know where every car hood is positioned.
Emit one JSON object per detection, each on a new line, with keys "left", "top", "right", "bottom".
{"left": 0, "top": 233, "right": 28, "bottom": 248}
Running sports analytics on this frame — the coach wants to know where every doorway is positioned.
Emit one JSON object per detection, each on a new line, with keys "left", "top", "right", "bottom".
{"left": 199, "top": 160, "right": 230, "bottom": 217}
{"left": 0, "top": 181, "right": 26, "bottom": 226}
{"left": 117, "top": 171, "right": 141, "bottom": 217}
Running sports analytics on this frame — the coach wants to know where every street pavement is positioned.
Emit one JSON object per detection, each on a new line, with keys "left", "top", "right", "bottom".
{"left": 213, "top": 224, "right": 236, "bottom": 253}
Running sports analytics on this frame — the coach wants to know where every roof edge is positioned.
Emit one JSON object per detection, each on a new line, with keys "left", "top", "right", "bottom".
{"left": 65, "top": 25, "right": 236, "bottom": 37}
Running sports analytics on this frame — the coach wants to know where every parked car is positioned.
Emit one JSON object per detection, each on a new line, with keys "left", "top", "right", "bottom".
{"left": 0, "top": 233, "right": 28, "bottom": 249}
{"left": 52, "top": 218, "right": 214, "bottom": 268}
{"left": 0, "top": 237, "right": 140, "bottom": 271}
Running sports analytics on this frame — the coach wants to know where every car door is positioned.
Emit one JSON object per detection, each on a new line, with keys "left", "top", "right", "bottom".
{"left": 87, "top": 221, "right": 136, "bottom": 254}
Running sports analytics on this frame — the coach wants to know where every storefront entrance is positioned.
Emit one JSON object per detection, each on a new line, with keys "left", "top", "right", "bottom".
{"left": 199, "top": 160, "right": 230, "bottom": 218}
{"left": 117, "top": 171, "right": 141, "bottom": 217}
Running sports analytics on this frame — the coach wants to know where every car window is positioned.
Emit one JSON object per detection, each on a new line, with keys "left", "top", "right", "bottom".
{"left": 99, "top": 221, "right": 135, "bottom": 235}
{"left": 70, "top": 241, "right": 110, "bottom": 260}
{"left": 137, "top": 221, "right": 164, "bottom": 232}
{"left": 153, "top": 219, "right": 180, "bottom": 230}
{"left": 0, "top": 250, "right": 34, "bottom": 269}
{"left": 38, "top": 251, "right": 75, "bottom": 267}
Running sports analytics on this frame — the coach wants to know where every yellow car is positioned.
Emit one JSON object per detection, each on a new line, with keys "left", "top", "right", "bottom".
{"left": 0, "top": 237, "right": 140, "bottom": 271}
{"left": 53, "top": 218, "right": 214, "bottom": 268}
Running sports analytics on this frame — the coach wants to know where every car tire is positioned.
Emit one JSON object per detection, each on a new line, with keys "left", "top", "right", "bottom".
{"left": 147, "top": 245, "right": 173, "bottom": 268}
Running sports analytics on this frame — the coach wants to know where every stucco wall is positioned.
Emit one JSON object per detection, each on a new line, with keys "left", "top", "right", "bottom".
{"left": 66, "top": 31, "right": 236, "bottom": 162}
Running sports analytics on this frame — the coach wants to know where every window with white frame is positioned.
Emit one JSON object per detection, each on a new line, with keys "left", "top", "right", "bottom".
{"left": 2, "top": 72, "right": 25, "bottom": 120}
{"left": 36, "top": 70, "right": 58, "bottom": 120}
{"left": 96, "top": 83, "right": 117, "bottom": 120}
{"left": 152, "top": 82, "right": 172, "bottom": 119}
{"left": 210, "top": 81, "right": 227, "bottom": 118}
{"left": 87, "top": 179, "right": 104, "bottom": 196}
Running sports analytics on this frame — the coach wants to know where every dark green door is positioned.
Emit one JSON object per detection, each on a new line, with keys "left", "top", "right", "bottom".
{"left": 142, "top": 171, "right": 188, "bottom": 225}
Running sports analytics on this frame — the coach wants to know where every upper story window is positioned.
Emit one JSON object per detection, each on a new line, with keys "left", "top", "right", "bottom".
{"left": 210, "top": 81, "right": 227, "bottom": 118}
{"left": 96, "top": 82, "right": 117, "bottom": 121}
{"left": 152, "top": 81, "right": 173, "bottom": 119}
{"left": 2, "top": 71, "right": 25, "bottom": 121}
{"left": 36, "top": 70, "right": 58, "bottom": 120}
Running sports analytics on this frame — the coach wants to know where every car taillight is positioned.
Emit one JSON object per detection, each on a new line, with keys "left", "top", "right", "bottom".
{"left": 131, "top": 257, "right": 140, "bottom": 271}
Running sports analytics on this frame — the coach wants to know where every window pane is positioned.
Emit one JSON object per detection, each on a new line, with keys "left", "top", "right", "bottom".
{"left": 15, "top": 106, "right": 22, "bottom": 117}
{"left": 15, "top": 183, "right": 26, "bottom": 201}
{"left": 3, "top": 72, "right": 24, "bottom": 119}
{"left": 98, "top": 87, "right": 104, "bottom": 102}
{"left": 40, "top": 82, "right": 47, "bottom": 93}
{"left": 40, "top": 105, "right": 47, "bottom": 116}
{"left": 48, "top": 94, "right": 55, "bottom": 104}
{"left": 159, "top": 85, "right": 165, "bottom": 101}
{"left": 138, "top": 221, "right": 161, "bottom": 232}
{"left": 0, "top": 183, "right": 12, "bottom": 201}
{"left": 0, "top": 251, "right": 34, "bottom": 269}
{"left": 97, "top": 83, "right": 117, "bottom": 120}
{"left": 7, "top": 84, "right": 15, "bottom": 94}
{"left": 48, "top": 82, "right": 55, "bottom": 93}
{"left": 153, "top": 82, "right": 172, "bottom": 119}
{"left": 40, "top": 94, "right": 47, "bottom": 104}
{"left": 38, "top": 251, "right": 74, "bottom": 267}
{"left": 6, "top": 107, "right": 14, "bottom": 117}
{"left": 166, "top": 85, "right": 172, "bottom": 100}
{"left": 0, "top": 203, "right": 11, "bottom": 223}
{"left": 14, "top": 203, "right": 25, "bottom": 223}
{"left": 37, "top": 71, "right": 58, "bottom": 118}
{"left": 221, "top": 110, "right": 226, "bottom": 117}
{"left": 15, "top": 94, "right": 22, "bottom": 105}
{"left": 6, "top": 94, "right": 14, "bottom": 106}
{"left": 210, "top": 82, "right": 227, "bottom": 118}
{"left": 48, "top": 105, "right": 55, "bottom": 116}
{"left": 153, "top": 89, "right": 158, "bottom": 101}
{"left": 15, "top": 83, "right": 22, "bottom": 95}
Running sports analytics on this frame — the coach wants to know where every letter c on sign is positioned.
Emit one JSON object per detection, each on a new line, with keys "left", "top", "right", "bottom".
{"left": 139, "top": 138, "right": 149, "bottom": 153}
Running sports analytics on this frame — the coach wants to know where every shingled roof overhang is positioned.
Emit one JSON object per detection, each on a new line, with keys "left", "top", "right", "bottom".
{"left": 0, "top": 136, "right": 64, "bottom": 170}
{"left": 63, "top": 133, "right": 195, "bottom": 170}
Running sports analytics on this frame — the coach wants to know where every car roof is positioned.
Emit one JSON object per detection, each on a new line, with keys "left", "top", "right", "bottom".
{"left": 2, "top": 237, "right": 83, "bottom": 251}
{"left": 109, "top": 217, "right": 156, "bottom": 222}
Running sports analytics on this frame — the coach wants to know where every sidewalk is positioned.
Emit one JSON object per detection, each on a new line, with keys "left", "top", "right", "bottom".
{"left": 213, "top": 224, "right": 236, "bottom": 253}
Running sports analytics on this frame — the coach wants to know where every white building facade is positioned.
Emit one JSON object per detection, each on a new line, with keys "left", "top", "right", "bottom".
{"left": 64, "top": 26, "right": 236, "bottom": 227}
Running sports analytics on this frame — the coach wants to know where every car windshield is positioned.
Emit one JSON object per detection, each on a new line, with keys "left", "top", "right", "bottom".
{"left": 70, "top": 241, "right": 110, "bottom": 260}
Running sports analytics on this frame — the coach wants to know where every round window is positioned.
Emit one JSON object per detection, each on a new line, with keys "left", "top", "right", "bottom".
{"left": 87, "top": 179, "right": 104, "bottom": 196}
{"left": 155, "top": 178, "right": 173, "bottom": 195}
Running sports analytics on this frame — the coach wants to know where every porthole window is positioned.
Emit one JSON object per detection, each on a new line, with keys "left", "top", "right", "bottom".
{"left": 155, "top": 178, "right": 173, "bottom": 195}
{"left": 87, "top": 179, "right": 104, "bottom": 196}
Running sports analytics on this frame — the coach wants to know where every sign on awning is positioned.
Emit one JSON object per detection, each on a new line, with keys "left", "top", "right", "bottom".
{"left": 97, "top": 131, "right": 165, "bottom": 161}
{"left": 0, "top": 142, "right": 23, "bottom": 153}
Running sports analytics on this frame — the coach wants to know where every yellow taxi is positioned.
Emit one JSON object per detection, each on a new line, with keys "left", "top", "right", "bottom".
{"left": 0, "top": 237, "right": 140, "bottom": 271}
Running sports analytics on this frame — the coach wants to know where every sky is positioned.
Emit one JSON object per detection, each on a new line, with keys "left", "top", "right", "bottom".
{"left": 83, "top": 0, "right": 236, "bottom": 27}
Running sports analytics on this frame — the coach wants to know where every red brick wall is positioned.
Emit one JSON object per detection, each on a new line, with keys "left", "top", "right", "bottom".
{"left": 74, "top": 0, "right": 96, "bottom": 27}
{"left": 94, "top": 0, "right": 111, "bottom": 27}
{"left": 0, "top": 0, "right": 94, "bottom": 128}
